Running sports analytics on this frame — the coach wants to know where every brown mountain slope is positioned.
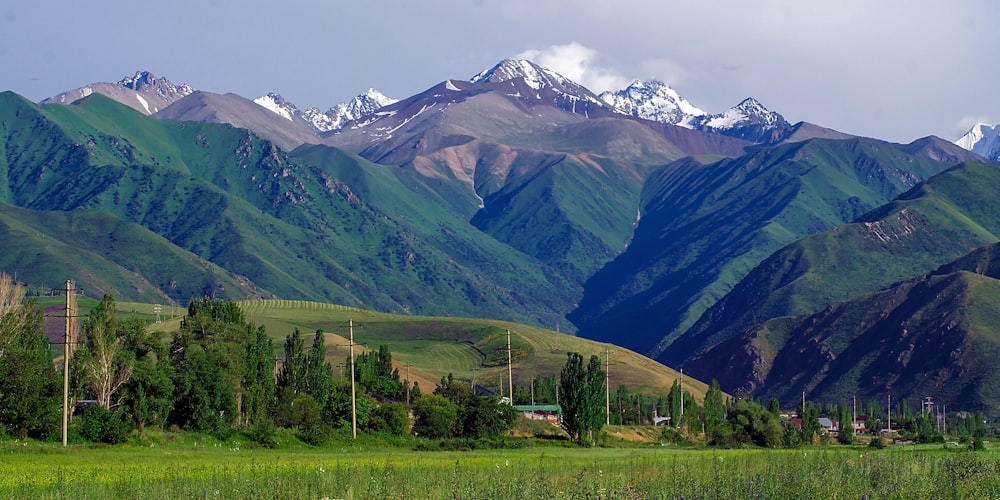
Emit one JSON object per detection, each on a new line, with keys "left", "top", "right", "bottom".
{"left": 687, "top": 242, "right": 1000, "bottom": 413}
{"left": 155, "top": 91, "right": 319, "bottom": 151}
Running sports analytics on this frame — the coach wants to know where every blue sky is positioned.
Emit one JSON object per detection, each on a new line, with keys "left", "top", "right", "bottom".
{"left": 1, "top": 0, "right": 996, "bottom": 143}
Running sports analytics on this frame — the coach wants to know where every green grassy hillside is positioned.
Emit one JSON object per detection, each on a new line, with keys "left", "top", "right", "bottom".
{"left": 0, "top": 91, "right": 576, "bottom": 327}
{"left": 0, "top": 203, "right": 262, "bottom": 302}
{"left": 572, "top": 137, "right": 969, "bottom": 360}
{"left": 676, "top": 161, "right": 1000, "bottom": 363}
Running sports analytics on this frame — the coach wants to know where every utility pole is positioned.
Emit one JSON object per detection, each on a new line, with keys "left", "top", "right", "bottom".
{"left": 679, "top": 369, "right": 684, "bottom": 423}
{"left": 349, "top": 320, "right": 357, "bottom": 439}
{"left": 61, "top": 280, "right": 77, "bottom": 448}
{"left": 405, "top": 363, "right": 412, "bottom": 406}
{"left": 605, "top": 347, "right": 610, "bottom": 426}
{"left": 506, "top": 329, "right": 513, "bottom": 404}
{"left": 853, "top": 395, "right": 857, "bottom": 434}
{"left": 530, "top": 377, "right": 535, "bottom": 406}
{"left": 887, "top": 394, "right": 891, "bottom": 433}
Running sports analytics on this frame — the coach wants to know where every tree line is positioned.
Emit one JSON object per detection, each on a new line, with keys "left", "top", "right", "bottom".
{"left": 0, "top": 278, "right": 525, "bottom": 444}
{"left": 0, "top": 273, "right": 992, "bottom": 448}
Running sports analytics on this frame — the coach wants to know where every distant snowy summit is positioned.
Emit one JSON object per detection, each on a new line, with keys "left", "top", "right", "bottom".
{"left": 254, "top": 88, "right": 397, "bottom": 133}
{"left": 470, "top": 60, "right": 790, "bottom": 143}
{"left": 692, "top": 97, "right": 792, "bottom": 143}
{"left": 601, "top": 80, "right": 790, "bottom": 143}
{"left": 600, "top": 80, "right": 706, "bottom": 127}
{"left": 955, "top": 123, "right": 1000, "bottom": 162}
{"left": 471, "top": 59, "right": 603, "bottom": 105}
{"left": 117, "top": 71, "right": 195, "bottom": 103}
{"left": 41, "top": 70, "right": 194, "bottom": 115}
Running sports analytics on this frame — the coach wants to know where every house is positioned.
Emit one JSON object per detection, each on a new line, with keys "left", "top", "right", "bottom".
{"left": 513, "top": 404, "right": 562, "bottom": 424}
{"left": 820, "top": 418, "right": 840, "bottom": 437}
{"left": 853, "top": 415, "right": 868, "bottom": 434}
{"left": 788, "top": 417, "right": 840, "bottom": 436}
{"left": 818, "top": 418, "right": 838, "bottom": 433}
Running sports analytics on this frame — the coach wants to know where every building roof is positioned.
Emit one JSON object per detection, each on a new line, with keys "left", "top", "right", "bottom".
{"left": 513, "top": 404, "right": 562, "bottom": 414}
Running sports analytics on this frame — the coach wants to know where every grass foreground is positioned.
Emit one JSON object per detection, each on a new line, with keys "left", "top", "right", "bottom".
{"left": 3, "top": 432, "right": 1000, "bottom": 499}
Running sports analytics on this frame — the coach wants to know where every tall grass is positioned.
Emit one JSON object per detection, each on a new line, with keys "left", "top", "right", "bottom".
{"left": 3, "top": 440, "right": 1000, "bottom": 499}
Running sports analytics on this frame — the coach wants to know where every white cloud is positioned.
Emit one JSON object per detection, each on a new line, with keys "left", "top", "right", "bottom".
{"left": 515, "top": 42, "right": 630, "bottom": 93}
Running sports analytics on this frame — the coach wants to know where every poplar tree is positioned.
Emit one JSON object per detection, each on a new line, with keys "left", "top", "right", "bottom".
{"left": 277, "top": 328, "right": 307, "bottom": 394}
{"left": 559, "top": 352, "right": 605, "bottom": 445}
{"left": 305, "top": 330, "right": 332, "bottom": 408}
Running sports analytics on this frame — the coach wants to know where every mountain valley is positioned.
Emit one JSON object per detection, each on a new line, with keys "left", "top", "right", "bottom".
{"left": 4, "top": 59, "right": 1000, "bottom": 412}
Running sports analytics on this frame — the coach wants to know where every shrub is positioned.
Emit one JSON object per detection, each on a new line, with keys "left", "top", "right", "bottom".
{"left": 659, "top": 426, "right": 690, "bottom": 445}
{"left": 369, "top": 402, "right": 409, "bottom": 436}
{"left": 412, "top": 394, "right": 458, "bottom": 438}
{"left": 971, "top": 436, "right": 985, "bottom": 451}
{"left": 298, "top": 422, "right": 335, "bottom": 446}
{"left": 247, "top": 418, "right": 277, "bottom": 448}
{"left": 78, "top": 405, "right": 130, "bottom": 444}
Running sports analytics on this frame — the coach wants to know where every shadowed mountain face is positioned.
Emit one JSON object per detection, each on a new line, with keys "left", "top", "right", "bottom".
{"left": 685, "top": 240, "right": 1000, "bottom": 414}
{"left": 673, "top": 161, "right": 1000, "bottom": 368}
{"left": 569, "top": 138, "right": 980, "bottom": 360}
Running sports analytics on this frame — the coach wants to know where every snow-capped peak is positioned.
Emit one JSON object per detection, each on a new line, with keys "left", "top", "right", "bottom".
{"left": 251, "top": 88, "right": 396, "bottom": 132}
{"left": 119, "top": 71, "right": 156, "bottom": 90}
{"left": 471, "top": 59, "right": 574, "bottom": 91}
{"left": 702, "top": 97, "right": 786, "bottom": 130}
{"left": 116, "top": 70, "right": 195, "bottom": 99}
{"left": 955, "top": 123, "right": 1000, "bottom": 162}
{"left": 254, "top": 92, "right": 298, "bottom": 122}
{"left": 600, "top": 79, "right": 706, "bottom": 127}
{"left": 301, "top": 88, "right": 398, "bottom": 133}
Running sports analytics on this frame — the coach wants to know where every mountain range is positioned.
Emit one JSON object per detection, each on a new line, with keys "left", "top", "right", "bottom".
{"left": 5, "top": 58, "right": 1000, "bottom": 413}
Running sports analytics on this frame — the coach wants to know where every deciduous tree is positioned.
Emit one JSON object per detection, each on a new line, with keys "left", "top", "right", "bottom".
{"left": 0, "top": 274, "right": 59, "bottom": 439}
{"left": 78, "top": 296, "right": 135, "bottom": 409}
{"left": 559, "top": 352, "right": 605, "bottom": 445}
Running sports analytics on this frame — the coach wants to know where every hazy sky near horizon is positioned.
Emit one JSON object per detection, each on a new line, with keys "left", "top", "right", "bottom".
{"left": 1, "top": 0, "right": 996, "bottom": 143}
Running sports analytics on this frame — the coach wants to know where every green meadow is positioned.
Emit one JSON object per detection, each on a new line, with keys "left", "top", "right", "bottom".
{"left": 3, "top": 436, "right": 1000, "bottom": 498}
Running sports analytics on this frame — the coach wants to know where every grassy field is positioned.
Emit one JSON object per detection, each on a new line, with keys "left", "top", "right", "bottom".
{"left": 3, "top": 434, "right": 1000, "bottom": 498}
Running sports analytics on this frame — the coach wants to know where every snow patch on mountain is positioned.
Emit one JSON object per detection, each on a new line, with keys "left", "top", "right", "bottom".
{"left": 955, "top": 123, "right": 1000, "bottom": 162}
{"left": 118, "top": 71, "right": 195, "bottom": 101}
{"left": 252, "top": 88, "right": 397, "bottom": 133}
{"left": 702, "top": 98, "right": 784, "bottom": 130}
{"left": 600, "top": 80, "right": 706, "bottom": 127}
{"left": 326, "top": 88, "right": 398, "bottom": 130}
{"left": 135, "top": 94, "right": 150, "bottom": 114}
{"left": 472, "top": 59, "right": 567, "bottom": 91}
{"left": 254, "top": 93, "right": 297, "bottom": 122}
{"left": 471, "top": 59, "right": 604, "bottom": 106}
